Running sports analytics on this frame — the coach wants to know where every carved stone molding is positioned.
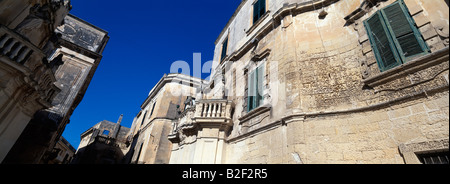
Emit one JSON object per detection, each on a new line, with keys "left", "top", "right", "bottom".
{"left": 363, "top": 47, "right": 449, "bottom": 88}
{"left": 399, "top": 138, "right": 449, "bottom": 164}
{"left": 344, "top": 0, "right": 386, "bottom": 24}
{"left": 360, "top": 57, "right": 370, "bottom": 79}
{"left": 434, "top": 20, "right": 449, "bottom": 46}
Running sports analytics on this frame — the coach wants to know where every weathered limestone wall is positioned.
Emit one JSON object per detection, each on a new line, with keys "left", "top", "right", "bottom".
{"left": 0, "top": 0, "right": 72, "bottom": 163}
{"left": 225, "top": 90, "right": 448, "bottom": 164}
{"left": 210, "top": 0, "right": 449, "bottom": 164}
{"left": 128, "top": 74, "right": 203, "bottom": 164}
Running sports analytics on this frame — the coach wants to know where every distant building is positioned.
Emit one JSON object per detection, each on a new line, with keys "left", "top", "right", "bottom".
{"left": 72, "top": 115, "right": 130, "bottom": 164}
{"left": 46, "top": 136, "right": 76, "bottom": 164}
{"left": 126, "top": 73, "right": 207, "bottom": 164}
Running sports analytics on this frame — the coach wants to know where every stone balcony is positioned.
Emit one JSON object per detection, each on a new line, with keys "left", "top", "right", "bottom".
{"left": 0, "top": 25, "right": 60, "bottom": 111}
{"left": 194, "top": 99, "right": 233, "bottom": 127}
{"left": 0, "top": 26, "right": 35, "bottom": 65}
{"left": 169, "top": 99, "right": 234, "bottom": 144}
{"left": 169, "top": 99, "right": 234, "bottom": 164}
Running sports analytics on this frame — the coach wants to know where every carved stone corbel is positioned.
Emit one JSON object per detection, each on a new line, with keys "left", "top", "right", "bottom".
{"left": 360, "top": 57, "right": 370, "bottom": 79}
{"left": 14, "top": 4, "right": 51, "bottom": 47}
{"left": 434, "top": 20, "right": 449, "bottom": 46}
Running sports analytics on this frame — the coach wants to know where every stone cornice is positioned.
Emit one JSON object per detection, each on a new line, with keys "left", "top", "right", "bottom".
{"left": 141, "top": 73, "right": 207, "bottom": 109}
{"left": 227, "top": 82, "right": 449, "bottom": 143}
{"left": 238, "top": 104, "right": 271, "bottom": 124}
{"left": 363, "top": 47, "right": 449, "bottom": 87}
{"left": 224, "top": 0, "right": 340, "bottom": 62}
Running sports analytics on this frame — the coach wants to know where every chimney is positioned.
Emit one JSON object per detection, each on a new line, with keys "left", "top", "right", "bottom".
{"left": 117, "top": 114, "right": 123, "bottom": 125}
{"left": 113, "top": 114, "right": 123, "bottom": 139}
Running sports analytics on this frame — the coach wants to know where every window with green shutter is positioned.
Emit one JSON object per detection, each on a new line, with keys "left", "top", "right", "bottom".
{"left": 221, "top": 37, "right": 228, "bottom": 62}
{"left": 364, "top": 0, "right": 429, "bottom": 72}
{"left": 253, "top": 0, "right": 266, "bottom": 24}
{"left": 247, "top": 64, "right": 264, "bottom": 112}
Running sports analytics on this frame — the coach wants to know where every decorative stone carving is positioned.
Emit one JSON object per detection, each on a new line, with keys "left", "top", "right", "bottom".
{"left": 360, "top": 57, "right": 370, "bottom": 79}
{"left": 14, "top": 4, "right": 51, "bottom": 47}
{"left": 409, "top": 73, "right": 421, "bottom": 84}
{"left": 14, "top": 0, "right": 69, "bottom": 48}
{"left": 434, "top": 20, "right": 449, "bottom": 46}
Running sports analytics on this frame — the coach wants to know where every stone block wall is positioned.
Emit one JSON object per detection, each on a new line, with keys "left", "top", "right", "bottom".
{"left": 209, "top": 0, "right": 449, "bottom": 164}
{"left": 225, "top": 90, "right": 448, "bottom": 164}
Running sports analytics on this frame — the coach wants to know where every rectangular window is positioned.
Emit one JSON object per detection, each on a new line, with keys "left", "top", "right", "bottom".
{"left": 416, "top": 151, "right": 449, "bottom": 164}
{"left": 140, "top": 111, "right": 147, "bottom": 126}
{"left": 102, "top": 130, "right": 110, "bottom": 136}
{"left": 221, "top": 37, "right": 228, "bottom": 62}
{"left": 364, "top": 0, "right": 429, "bottom": 72}
{"left": 247, "top": 64, "right": 264, "bottom": 112}
{"left": 149, "top": 102, "right": 156, "bottom": 118}
{"left": 253, "top": 0, "right": 266, "bottom": 24}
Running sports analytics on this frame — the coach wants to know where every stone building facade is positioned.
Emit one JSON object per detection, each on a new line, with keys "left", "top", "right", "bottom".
{"left": 0, "top": 0, "right": 109, "bottom": 163}
{"left": 72, "top": 115, "right": 130, "bottom": 164}
{"left": 126, "top": 74, "right": 206, "bottom": 164}
{"left": 47, "top": 136, "right": 76, "bottom": 164}
{"left": 167, "top": 0, "right": 449, "bottom": 164}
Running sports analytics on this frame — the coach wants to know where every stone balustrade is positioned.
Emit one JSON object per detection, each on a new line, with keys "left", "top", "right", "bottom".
{"left": 0, "top": 25, "right": 38, "bottom": 65}
{"left": 169, "top": 99, "right": 234, "bottom": 144}
{"left": 194, "top": 99, "right": 233, "bottom": 119}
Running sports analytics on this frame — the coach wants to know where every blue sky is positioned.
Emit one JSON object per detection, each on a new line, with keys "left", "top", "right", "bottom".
{"left": 63, "top": 0, "right": 242, "bottom": 148}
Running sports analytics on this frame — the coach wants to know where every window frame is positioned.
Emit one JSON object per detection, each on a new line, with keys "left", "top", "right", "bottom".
{"left": 102, "top": 130, "right": 110, "bottom": 136}
{"left": 247, "top": 63, "right": 265, "bottom": 112}
{"left": 364, "top": 0, "right": 429, "bottom": 72}
{"left": 416, "top": 150, "right": 449, "bottom": 164}
{"left": 149, "top": 101, "right": 157, "bottom": 119}
{"left": 221, "top": 36, "right": 229, "bottom": 62}
{"left": 252, "top": 0, "right": 267, "bottom": 25}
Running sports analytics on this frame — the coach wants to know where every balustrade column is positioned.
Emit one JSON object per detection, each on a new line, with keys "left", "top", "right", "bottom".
{"left": 204, "top": 103, "right": 208, "bottom": 117}
{"left": 212, "top": 103, "right": 217, "bottom": 117}
{"left": 195, "top": 103, "right": 203, "bottom": 117}
{"left": 2, "top": 39, "right": 18, "bottom": 55}
{"left": 207, "top": 103, "right": 212, "bottom": 117}
{"left": 220, "top": 102, "right": 226, "bottom": 117}
{"left": 17, "top": 47, "right": 31, "bottom": 63}
{"left": 0, "top": 34, "right": 12, "bottom": 48}
{"left": 9, "top": 43, "right": 24, "bottom": 59}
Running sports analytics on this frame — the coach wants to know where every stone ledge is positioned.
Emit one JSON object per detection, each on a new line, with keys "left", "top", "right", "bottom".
{"left": 399, "top": 138, "right": 449, "bottom": 154}
{"left": 226, "top": 83, "right": 449, "bottom": 144}
{"left": 245, "top": 11, "right": 271, "bottom": 35}
{"left": 399, "top": 138, "right": 449, "bottom": 164}
{"left": 363, "top": 47, "right": 449, "bottom": 87}
{"left": 238, "top": 104, "right": 271, "bottom": 124}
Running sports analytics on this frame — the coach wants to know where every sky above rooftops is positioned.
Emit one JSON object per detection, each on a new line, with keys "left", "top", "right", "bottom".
{"left": 63, "top": 0, "right": 242, "bottom": 148}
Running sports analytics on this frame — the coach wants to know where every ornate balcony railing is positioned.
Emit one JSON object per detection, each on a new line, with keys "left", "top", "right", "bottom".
{"left": 91, "top": 135, "right": 119, "bottom": 148}
{"left": 169, "top": 99, "right": 234, "bottom": 143}
{"left": 0, "top": 25, "right": 61, "bottom": 109}
{"left": 194, "top": 99, "right": 233, "bottom": 119}
{"left": 0, "top": 25, "right": 40, "bottom": 65}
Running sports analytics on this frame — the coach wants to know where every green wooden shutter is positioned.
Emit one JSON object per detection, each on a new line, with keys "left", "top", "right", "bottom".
{"left": 221, "top": 37, "right": 228, "bottom": 61}
{"left": 259, "top": 0, "right": 266, "bottom": 19}
{"left": 381, "top": 0, "right": 428, "bottom": 61}
{"left": 247, "top": 71, "right": 252, "bottom": 112}
{"left": 247, "top": 70, "right": 255, "bottom": 112}
{"left": 251, "top": 70, "right": 258, "bottom": 110}
{"left": 253, "top": 1, "right": 260, "bottom": 24}
{"left": 253, "top": 0, "right": 266, "bottom": 24}
{"left": 257, "top": 64, "right": 265, "bottom": 107}
{"left": 364, "top": 12, "right": 402, "bottom": 72}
